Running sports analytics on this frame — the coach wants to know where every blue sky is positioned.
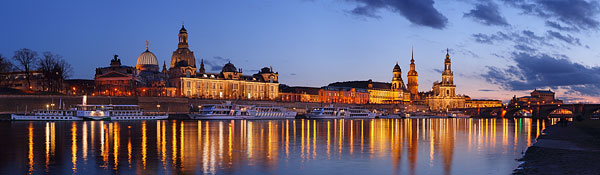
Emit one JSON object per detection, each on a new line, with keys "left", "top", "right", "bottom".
{"left": 1, "top": 0, "right": 600, "bottom": 102}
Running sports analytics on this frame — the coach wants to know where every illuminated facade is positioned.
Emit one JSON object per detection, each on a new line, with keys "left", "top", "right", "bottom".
{"left": 426, "top": 49, "right": 466, "bottom": 111}
{"left": 94, "top": 55, "right": 137, "bottom": 96}
{"left": 279, "top": 86, "right": 320, "bottom": 102}
{"left": 167, "top": 25, "right": 279, "bottom": 99}
{"left": 0, "top": 70, "right": 45, "bottom": 92}
{"left": 326, "top": 61, "right": 412, "bottom": 104}
{"left": 511, "top": 89, "right": 563, "bottom": 105}
{"left": 407, "top": 50, "right": 419, "bottom": 101}
{"left": 178, "top": 66, "right": 279, "bottom": 100}
{"left": 464, "top": 98, "right": 502, "bottom": 108}
{"left": 319, "top": 86, "right": 369, "bottom": 104}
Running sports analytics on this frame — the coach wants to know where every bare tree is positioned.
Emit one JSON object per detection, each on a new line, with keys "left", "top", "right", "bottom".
{"left": 0, "top": 54, "right": 14, "bottom": 85}
{"left": 13, "top": 48, "right": 38, "bottom": 89}
{"left": 38, "top": 52, "right": 72, "bottom": 92}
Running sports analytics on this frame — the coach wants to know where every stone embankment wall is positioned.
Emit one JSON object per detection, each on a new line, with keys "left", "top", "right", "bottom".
{"left": 0, "top": 95, "right": 428, "bottom": 114}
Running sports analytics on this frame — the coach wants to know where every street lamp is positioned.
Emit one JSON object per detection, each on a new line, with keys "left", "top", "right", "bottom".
{"left": 46, "top": 104, "right": 49, "bottom": 110}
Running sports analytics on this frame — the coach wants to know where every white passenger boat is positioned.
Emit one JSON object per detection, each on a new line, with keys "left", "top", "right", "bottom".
{"left": 306, "top": 106, "right": 377, "bottom": 119}
{"left": 254, "top": 106, "right": 297, "bottom": 119}
{"left": 192, "top": 103, "right": 296, "bottom": 120}
{"left": 11, "top": 96, "right": 168, "bottom": 121}
{"left": 11, "top": 104, "right": 168, "bottom": 121}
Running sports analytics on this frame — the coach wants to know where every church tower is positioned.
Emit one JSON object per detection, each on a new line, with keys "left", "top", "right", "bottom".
{"left": 439, "top": 48, "right": 456, "bottom": 97}
{"left": 199, "top": 59, "right": 206, "bottom": 74}
{"left": 407, "top": 49, "right": 419, "bottom": 100}
{"left": 392, "top": 62, "right": 405, "bottom": 90}
{"left": 169, "top": 24, "right": 197, "bottom": 78}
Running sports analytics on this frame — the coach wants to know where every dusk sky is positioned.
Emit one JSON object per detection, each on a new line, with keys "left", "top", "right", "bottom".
{"left": 1, "top": 0, "right": 600, "bottom": 102}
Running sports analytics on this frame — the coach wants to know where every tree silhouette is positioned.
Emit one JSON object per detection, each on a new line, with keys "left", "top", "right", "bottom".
{"left": 12, "top": 48, "right": 38, "bottom": 89}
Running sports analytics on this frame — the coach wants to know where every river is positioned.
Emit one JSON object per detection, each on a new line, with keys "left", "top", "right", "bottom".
{"left": 0, "top": 118, "right": 560, "bottom": 174}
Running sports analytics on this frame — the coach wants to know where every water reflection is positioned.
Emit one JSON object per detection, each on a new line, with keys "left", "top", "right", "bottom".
{"left": 2, "top": 118, "right": 557, "bottom": 174}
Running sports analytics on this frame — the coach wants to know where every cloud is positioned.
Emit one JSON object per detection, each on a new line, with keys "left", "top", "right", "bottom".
{"left": 545, "top": 21, "right": 580, "bottom": 32}
{"left": 432, "top": 68, "right": 443, "bottom": 74}
{"left": 203, "top": 56, "right": 230, "bottom": 72}
{"left": 464, "top": 1, "right": 509, "bottom": 26}
{"left": 503, "top": 0, "right": 600, "bottom": 31}
{"left": 346, "top": 0, "right": 448, "bottom": 29}
{"left": 546, "top": 30, "right": 582, "bottom": 46}
{"left": 482, "top": 52, "right": 600, "bottom": 96}
{"left": 478, "top": 89, "right": 497, "bottom": 92}
{"left": 290, "top": 73, "right": 297, "bottom": 76}
{"left": 471, "top": 30, "right": 550, "bottom": 47}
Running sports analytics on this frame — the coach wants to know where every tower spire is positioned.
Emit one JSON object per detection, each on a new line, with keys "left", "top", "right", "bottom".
{"left": 446, "top": 48, "right": 450, "bottom": 59}
{"left": 411, "top": 47, "right": 414, "bottom": 61}
{"left": 145, "top": 40, "right": 149, "bottom": 51}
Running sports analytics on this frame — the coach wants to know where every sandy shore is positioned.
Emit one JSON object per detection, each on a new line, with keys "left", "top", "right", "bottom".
{"left": 514, "top": 120, "right": 600, "bottom": 175}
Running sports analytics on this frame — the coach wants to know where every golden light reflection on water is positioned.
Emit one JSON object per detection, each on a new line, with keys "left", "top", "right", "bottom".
{"left": 16, "top": 118, "right": 557, "bottom": 174}
{"left": 71, "top": 122, "right": 78, "bottom": 173}
{"left": 27, "top": 123, "right": 34, "bottom": 174}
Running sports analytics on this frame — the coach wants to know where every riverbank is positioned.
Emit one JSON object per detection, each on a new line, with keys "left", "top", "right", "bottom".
{"left": 514, "top": 120, "right": 600, "bottom": 175}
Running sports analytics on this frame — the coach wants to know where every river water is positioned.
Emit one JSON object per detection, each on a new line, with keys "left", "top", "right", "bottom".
{"left": 0, "top": 118, "right": 559, "bottom": 175}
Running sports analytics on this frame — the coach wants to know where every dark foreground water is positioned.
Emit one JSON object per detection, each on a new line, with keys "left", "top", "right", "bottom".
{"left": 0, "top": 118, "right": 559, "bottom": 175}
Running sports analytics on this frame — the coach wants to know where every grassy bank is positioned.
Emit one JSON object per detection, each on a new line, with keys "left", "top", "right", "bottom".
{"left": 514, "top": 120, "right": 600, "bottom": 175}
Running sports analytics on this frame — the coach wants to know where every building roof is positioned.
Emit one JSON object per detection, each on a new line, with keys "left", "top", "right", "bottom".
{"left": 280, "top": 86, "right": 320, "bottom": 95}
{"left": 533, "top": 89, "right": 554, "bottom": 94}
{"left": 328, "top": 80, "right": 391, "bottom": 90}
{"left": 222, "top": 62, "right": 237, "bottom": 72}
{"left": 137, "top": 50, "right": 159, "bottom": 67}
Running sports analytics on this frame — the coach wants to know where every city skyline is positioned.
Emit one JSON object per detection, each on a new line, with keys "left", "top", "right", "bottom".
{"left": 1, "top": 0, "right": 600, "bottom": 102}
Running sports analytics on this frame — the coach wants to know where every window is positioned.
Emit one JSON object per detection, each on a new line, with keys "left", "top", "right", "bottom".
{"left": 186, "top": 81, "right": 191, "bottom": 88}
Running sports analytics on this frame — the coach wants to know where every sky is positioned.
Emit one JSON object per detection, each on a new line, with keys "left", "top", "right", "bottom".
{"left": 1, "top": 0, "right": 600, "bottom": 103}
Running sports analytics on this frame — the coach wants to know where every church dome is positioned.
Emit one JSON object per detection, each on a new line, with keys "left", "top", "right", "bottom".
{"left": 137, "top": 42, "right": 159, "bottom": 71}
{"left": 137, "top": 50, "right": 159, "bottom": 67}
{"left": 393, "top": 63, "right": 401, "bottom": 72}
{"left": 222, "top": 62, "right": 237, "bottom": 72}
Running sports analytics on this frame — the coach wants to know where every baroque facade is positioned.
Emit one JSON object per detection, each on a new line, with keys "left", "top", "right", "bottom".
{"left": 426, "top": 49, "right": 466, "bottom": 111}
{"left": 168, "top": 25, "right": 279, "bottom": 100}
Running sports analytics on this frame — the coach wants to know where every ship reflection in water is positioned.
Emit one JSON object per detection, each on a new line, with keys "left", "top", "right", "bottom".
{"left": 0, "top": 118, "right": 562, "bottom": 174}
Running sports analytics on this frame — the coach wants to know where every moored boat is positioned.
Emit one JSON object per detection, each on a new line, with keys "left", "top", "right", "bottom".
{"left": 306, "top": 106, "right": 377, "bottom": 119}
{"left": 192, "top": 103, "right": 296, "bottom": 120}
{"left": 11, "top": 96, "right": 167, "bottom": 121}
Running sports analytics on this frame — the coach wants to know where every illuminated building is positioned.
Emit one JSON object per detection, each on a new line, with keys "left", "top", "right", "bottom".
{"left": 426, "top": 49, "right": 466, "bottom": 111}
{"left": 0, "top": 70, "right": 45, "bottom": 91}
{"left": 94, "top": 43, "right": 177, "bottom": 97}
{"left": 168, "top": 24, "right": 197, "bottom": 79}
{"left": 279, "top": 86, "right": 320, "bottom": 103}
{"left": 407, "top": 50, "right": 419, "bottom": 101}
{"left": 135, "top": 42, "right": 176, "bottom": 96}
{"left": 64, "top": 79, "right": 95, "bottom": 95}
{"left": 391, "top": 62, "right": 411, "bottom": 102}
{"left": 178, "top": 64, "right": 279, "bottom": 100}
{"left": 319, "top": 86, "right": 369, "bottom": 104}
{"left": 168, "top": 25, "right": 279, "bottom": 99}
{"left": 94, "top": 55, "right": 137, "bottom": 96}
{"left": 510, "top": 89, "right": 563, "bottom": 105}
{"left": 326, "top": 61, "right": 412, "bottom": 104}
{"left": 464, "top": 97, "right": 502, "bottom": 108}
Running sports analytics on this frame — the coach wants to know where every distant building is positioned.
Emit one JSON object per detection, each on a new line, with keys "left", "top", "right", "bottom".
{"left": 0, "top": 70, "right": 44, "bottom": 92}
{"left": 94, "top": 55, "right": 137, "bottom": 96}
{"left": 135, "top": 42, "right": 177, "bottom": 97}
{"left": 511, "top": 89, "right": 563, "bottom": 105}
{"left": 464, "top": 97, "right": 502, "bottom": 108}
{"left": 278, "top": 86, "right": 320, "bottom": 103}
{"left": 64, "top": 79, "right": 95, "bottom": 95}
{"left": 426, "top": 49, "right": 466, "bottom": 111}
{"left": 407, "top": 50, "right": 419, "bottom": 101}
{"left": 326, "top": 60, "right": 413, "bottom": 104}
{"left": 319, "top": 86, "right": 369, "bottom": 104}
